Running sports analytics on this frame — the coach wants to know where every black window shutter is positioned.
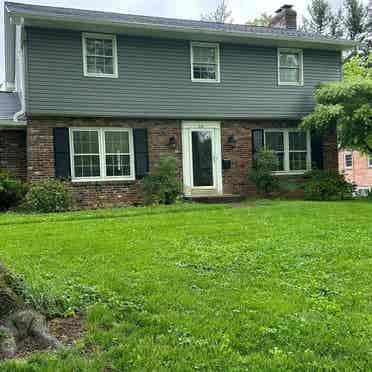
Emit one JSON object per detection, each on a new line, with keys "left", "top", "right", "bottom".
{"left": 311, "top": 132, "right": 324, "bottom": 170}
{"left": 133, "top": 128, "right": 149, "bottom": 179}
{"left": 53, "top": 128, "right": 71, "bottom": 179}
{"left": 252, "top": 129, "right": 264, "bottom": 160}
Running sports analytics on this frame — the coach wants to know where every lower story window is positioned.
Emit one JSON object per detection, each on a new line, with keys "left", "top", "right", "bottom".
{"left": 264, "top": 129, "right": 311, "bottom": 174}
{"left": 70, "top": 128, "right": 135, "bottom": 181}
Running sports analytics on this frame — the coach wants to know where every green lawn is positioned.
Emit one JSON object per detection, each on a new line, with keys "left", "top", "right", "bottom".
{"left": 1, "top": 201, "right": 372, "bottom": 371}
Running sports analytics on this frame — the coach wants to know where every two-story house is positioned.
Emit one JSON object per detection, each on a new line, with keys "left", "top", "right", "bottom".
{"left": 0, "top": 2, "right": 354, "bottom": 207}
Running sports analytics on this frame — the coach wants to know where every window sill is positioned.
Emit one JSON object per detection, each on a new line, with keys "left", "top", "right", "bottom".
{"left": 191, "top": 78, "right": 220, "bottom": 83}
{"left": 83, "top": 73, "right": 118, "bottom": 79}
{"left": 272, "top": 171, "right": 308, "bottom": 176}
{"left": 278, "top": 82, "right": 303, "bottom": 87}
{"left": 71, "top": 176, "right": 136, "bottom": 183}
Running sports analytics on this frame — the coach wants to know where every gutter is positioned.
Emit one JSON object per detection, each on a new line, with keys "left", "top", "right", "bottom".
{"left": 0, "top": 119, "right": 26, "bottom": 129}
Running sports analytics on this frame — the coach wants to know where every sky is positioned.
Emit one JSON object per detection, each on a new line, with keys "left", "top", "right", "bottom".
{"left": 0, "top": 0, "right": 348, "bottom": 83}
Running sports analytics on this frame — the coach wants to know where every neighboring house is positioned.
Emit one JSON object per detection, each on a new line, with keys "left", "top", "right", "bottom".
{"left": 339, "top": 149, "right": 372, "bottom": 194}
{"left": 0, "top": 2, "right": 354, "bottom": 207}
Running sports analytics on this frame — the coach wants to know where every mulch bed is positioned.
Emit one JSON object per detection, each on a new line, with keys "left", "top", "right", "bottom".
{"left": 13, "top": 313, "right": 85, "bottom": 360}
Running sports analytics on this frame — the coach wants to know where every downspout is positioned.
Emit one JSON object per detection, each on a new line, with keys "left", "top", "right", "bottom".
{"left": 13, "top": 19, "right": 25, "bottom": 122}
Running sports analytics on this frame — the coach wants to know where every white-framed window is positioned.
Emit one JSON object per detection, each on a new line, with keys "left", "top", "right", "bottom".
{"left": 277, "top": 48, "right": 303, "bottom": 86}
{"left": 82, "top": 33, "right": 118, "bottom": 78}
{"left": 344, "top": 153, "right": 353, "bottom": 169}
{"left": 368, "top": 156, "right": 372, "bottom": 168}
{"left": 190, "top": 42, "right": 220, "bottom": 82}
{"left": 264, "top": 129, "right": 311, "bottom": 174}
{"left": 69, "top": 128, "right": 135, "bottom": 182}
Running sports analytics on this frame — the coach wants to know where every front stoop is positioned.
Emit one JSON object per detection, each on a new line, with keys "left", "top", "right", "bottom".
{"left": 184, "top": 194, "right": 245, "bottom": 203}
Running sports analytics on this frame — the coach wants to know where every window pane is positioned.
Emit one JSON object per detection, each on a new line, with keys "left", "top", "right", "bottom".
{"left": 74, "top": 155, "right": 100, "bottom": 178}
{"left": 276, "top": 152, "right": 285, "bottom": 171}
{"left": 345, "top": 154, "right": 353, "bottom": 168}
{"left": 280, "top": 68, "right": 300, "bottom": 83}
{"left": 73, "top": 131, "right": 99, "bottom": 154}
{"left": 87, "top": 57, "right": 96, "bottom": 73}
{"left": 193, "top": 64, "right": 216, "bottom": 80}
{"left": 289, "top": 132, "right": 307, "bottom": 151}
{"left": 106, "top": 155, "right": 130, "bottom": 177}
{"left": 105, "top": 131, "right": 129, "bottom": 153}
{"left": 280, "top": 53, "right": 299, "bottom": 68}
{"left": 290, "top": 152, "right": 307, "bottom": 171}
{"left": 369, "top": 156, "right": 372, "bottom": 167}
{"left": 193, "top": 46, "right": 216, "bottom": 64}
{"left": 95, "top": 57, "right": 105, "bottom": 74}
{"left": 86, "top": 39, "right": 96, "bottom": 55}
{"left": 93, "top": 39, "right": 104, "bottom": 55}
{"left": 265, "top": 132, "right": 284, "bottom": 152}
{"left": 104, "top": 58, "right": 113, "bottom": 74}
{"left": 104, "top": 40, "right": 113, "bottom": 56}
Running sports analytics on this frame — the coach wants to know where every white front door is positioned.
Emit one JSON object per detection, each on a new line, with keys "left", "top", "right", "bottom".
{"left": 182, "top": 121, "right": 223, "bottom": 197}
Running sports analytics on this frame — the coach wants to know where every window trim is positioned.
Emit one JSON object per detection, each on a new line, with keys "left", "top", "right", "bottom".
{"left": 368, "top": 156, "right": 372, "bottom": 168}
{"left": 82, "top": 33, "right": 118, "bottom": 78}
{"left": 277, "top": 48, "right": 304, "bottom": 86}
{"left": 344, "top": 152, "right": 353, "bottom": 169}
{"left": 69, "top": 127, "right": 135, "bottom": 182}
{"left": 190, "top": 42, "right": 221, "bottom": 83}
{"left": 264, "top": 128, "right": 311, "bottom": 175}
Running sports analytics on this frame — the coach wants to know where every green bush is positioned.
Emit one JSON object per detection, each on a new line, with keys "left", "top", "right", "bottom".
{"left": 21, "top": 179, "right": 72, "bottom": 213}
{"left": 248, "top": 149, "right": 280, "bottom": 197}
{"left": 0, "top": 171, "right": 27, "bottom": 211}
{"left": 303, "top": 170, "right": 354, "bottom": 201}
{"left": 142, "top": 155, "right": 182, "bottom": 205}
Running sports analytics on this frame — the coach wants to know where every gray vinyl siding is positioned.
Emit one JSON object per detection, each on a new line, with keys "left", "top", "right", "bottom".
{"left": 26, "top": 27, "right": 342, "bottom": 119}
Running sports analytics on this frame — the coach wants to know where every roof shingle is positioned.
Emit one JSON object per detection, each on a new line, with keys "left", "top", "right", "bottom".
{"left": 5, "top": 1, "right": 350, "bottom": 44}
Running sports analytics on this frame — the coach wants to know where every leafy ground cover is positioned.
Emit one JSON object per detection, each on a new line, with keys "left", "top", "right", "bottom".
{"left": 0, "top": 200, "right": 371, "bottom": 371}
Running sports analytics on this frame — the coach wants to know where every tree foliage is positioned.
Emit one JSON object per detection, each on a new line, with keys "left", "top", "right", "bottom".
{"left": 201, "top": 0, "right": 233, "bottom": 23}
{"left": 343, "top": 0, "right": 368, "bottom": 39}
{"left": 247, "top": 12, "right": 272, "bottom": 27}
{"left": 343, "top": 55, "right": 372, "bottom": 81}
{"left": 304, "top": 0, "right": 332, "bottom": 34}
{"left": 301, "top": 80, "right": 372, "bottom": 154}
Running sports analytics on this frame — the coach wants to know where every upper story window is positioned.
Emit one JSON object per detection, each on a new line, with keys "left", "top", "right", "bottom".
{"left": 70, "top": 128, "right": 135, "bottom": 182}
{"left": 82, "top": 33, "right": 118, "bottom": 78}
{"left": 264, "top": 129, "right": 311, "bottom": 174}
{"left": 344, "top": 153, "right": 353, "bottom": 169}
{"left": 278, "top": 48, "right": 303, "bottom": 86}
{"left": 368, "top": 156, "right": 372, "bottom": 168}
{"left": 190, "top": 42, "right": 220, "bottom": 83}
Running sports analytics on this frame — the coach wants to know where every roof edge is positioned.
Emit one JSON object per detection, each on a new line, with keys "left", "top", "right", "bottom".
{"left": 5, "top": 2, "right": 357, "bottom": 50}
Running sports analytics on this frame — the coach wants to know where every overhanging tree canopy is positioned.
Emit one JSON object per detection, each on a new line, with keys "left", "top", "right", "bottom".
{"left": 301, "top": 80, "right": 372, "bottom": 154}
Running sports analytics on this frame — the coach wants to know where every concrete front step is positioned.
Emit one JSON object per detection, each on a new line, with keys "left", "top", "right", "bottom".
{"left": 184, "top": 194, "right": 245, "bottom": 203}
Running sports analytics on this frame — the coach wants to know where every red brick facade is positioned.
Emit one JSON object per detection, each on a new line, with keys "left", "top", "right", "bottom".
{"left": 0, "top": 129, "right": 27, "bottom": 180}
{"left": 0, "top": 117, "right": 338, "bottom": 208}
{"left": 339, "top": 149, "right": 372, "bottom": 189}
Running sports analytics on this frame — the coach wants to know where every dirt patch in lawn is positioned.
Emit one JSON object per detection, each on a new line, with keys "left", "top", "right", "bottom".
{"left": 13, "top": 313, "right": 85, "bottom": 360}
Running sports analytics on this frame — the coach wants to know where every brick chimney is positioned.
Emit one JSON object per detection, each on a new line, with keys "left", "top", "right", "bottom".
{"left": 270, "top": 5, "right": 297, "bottom": 30}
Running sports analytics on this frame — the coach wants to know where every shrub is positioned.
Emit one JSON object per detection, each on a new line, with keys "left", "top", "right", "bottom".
{"left": 303, "top": 170, "right": 354, "bottom": 201}
{"left": 0, "top": 171, "right": 27, "bottom": 211}
{"left": 21, "top": 179, "right": 72, "bottom": 213}
{"left": 248, "top": 149, "right": 280, "bottom": 197}
{"left": 142, "top": 155, "right": 182, "bottom": 205}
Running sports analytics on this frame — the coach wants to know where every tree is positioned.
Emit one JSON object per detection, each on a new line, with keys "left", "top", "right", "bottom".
{"left": 303, "top": 0, "right": 332, "bottom": 34}
{"left": 343, "top": 0, "right": 367, "bottom": 39}
{"left": 200, "top": 0, "right": 233, "bottom": 23}
{"left": 343, "top": 55, "right": 372, "bottom": 81}
{"left": 247, "top": 12, "right": 272, "bottom": 27}
{"left": 329, "top": 8, "right": 344, "bottom": 37}
{"left": 301, "top": 81, "right": 372, "bottom": 155}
